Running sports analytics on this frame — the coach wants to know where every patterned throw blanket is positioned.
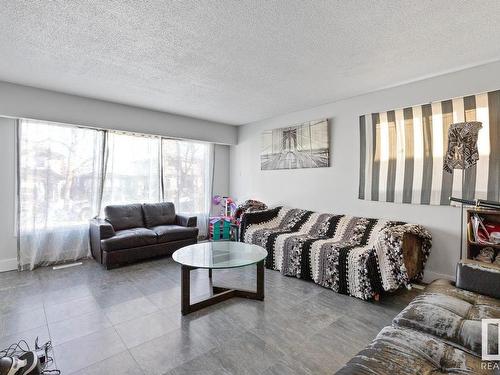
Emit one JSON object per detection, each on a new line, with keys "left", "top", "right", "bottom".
{"left": 242, "top": 207, "right": 432, "bottom": 300}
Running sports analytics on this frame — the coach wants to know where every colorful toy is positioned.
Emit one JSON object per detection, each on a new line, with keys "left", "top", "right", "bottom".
{"left": 212, "top": 195, "right": 237, "bottom": 217}
{"left": 209, "top": 216, "right": 232, "bottom": 241}
{"left": 210, "top": 195, "right": 239, "bottom": 241}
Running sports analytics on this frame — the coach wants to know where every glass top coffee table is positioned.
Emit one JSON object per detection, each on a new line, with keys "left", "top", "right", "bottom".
{"left": 172, "top": 242, "right": 267, "bottom": 315}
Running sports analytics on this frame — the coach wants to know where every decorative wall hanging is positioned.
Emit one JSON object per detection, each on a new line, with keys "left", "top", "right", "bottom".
{"left": 358, "top": 90, "right": 500, "bottom": 205}
{"left": 261, "top": 119, "right": 329, "bottom": 170}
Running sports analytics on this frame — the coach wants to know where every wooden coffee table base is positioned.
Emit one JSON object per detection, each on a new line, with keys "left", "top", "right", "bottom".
{"left": 181, "top": 260, "right": 264, "bottom": 315}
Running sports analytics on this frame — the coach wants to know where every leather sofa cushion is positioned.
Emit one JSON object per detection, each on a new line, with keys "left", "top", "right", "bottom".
{"left": 393, "top": 282, "right": 500, "bottom": 357}
{"left": 101, "top": 228, "right": 157, "bottom": 252}
{"left": 336, "top": 326, "right": 487, "bottom": 374}
{"left": 105, "top": 204, "right": 144, "bottom": 231}
{"left": 142, "top": 202, "right": 176, "bottom": 227}
{"left": 152, "top": 225, "right": 199, "bottom": 243}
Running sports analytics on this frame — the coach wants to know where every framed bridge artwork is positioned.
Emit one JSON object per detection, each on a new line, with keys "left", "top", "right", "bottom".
{"left": 260, "top": 119, "right": 330, "bottom": 170}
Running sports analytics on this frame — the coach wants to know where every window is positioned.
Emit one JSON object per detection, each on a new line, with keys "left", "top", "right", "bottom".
{"left": 162, "top": 139, "right": 213, "bottom": 236}
{"left": 162, "top": 139, "right": 211, "bottom": 214}
{"left": 102, "top": 132, "right": 161, "bottom": 207}
{"left": 18, "top": 119, "right": 213, "bottom": 270}
{"left": 18, "top": 120, "right": 104, "bottom": 268}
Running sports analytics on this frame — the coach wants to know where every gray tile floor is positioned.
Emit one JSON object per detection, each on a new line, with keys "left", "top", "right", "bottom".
{"left": 0, "top": 257, "right": 419, "bottom": 374}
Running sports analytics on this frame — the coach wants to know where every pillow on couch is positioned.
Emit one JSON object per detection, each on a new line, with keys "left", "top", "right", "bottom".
{"left": 105, "top": 204, "right": 144, "bottom": 231}
{"left": 142, "top": 202, "right": 176, "bottom": 227}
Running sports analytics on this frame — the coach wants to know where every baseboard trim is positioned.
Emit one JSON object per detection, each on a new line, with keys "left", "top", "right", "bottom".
{"left": 0, "top": 258, "right": 18, "bottom": 272}
{"left": 422, "top": 269, "right": 454, "bottom": 284}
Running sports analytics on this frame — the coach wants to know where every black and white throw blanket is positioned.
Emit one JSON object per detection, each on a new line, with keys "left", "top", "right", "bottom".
{"left": 242, "top": 207, "right": 432, "bottom": 300}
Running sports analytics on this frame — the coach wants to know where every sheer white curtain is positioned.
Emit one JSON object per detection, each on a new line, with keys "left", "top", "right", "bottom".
{"left": 18, "top": 120, "right": 104, "bottom": 270}
{"left": 162, "top": 139, "right": 214, "bottom": 237}
{"left": 101, "top": 132, "right": 161, "bottom": 208}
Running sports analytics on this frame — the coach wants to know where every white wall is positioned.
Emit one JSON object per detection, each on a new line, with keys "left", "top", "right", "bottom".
{"left": 0, "top": 81, "right": 237, "bottom": 145}
{"left": 230, "top": 60, "right": 500, "bottom": 282}
{"left": 212, "top": 144, "right": 231, "bottom": 214}
{"left": 0, "top": 118, "right": 18, "bottom": 272}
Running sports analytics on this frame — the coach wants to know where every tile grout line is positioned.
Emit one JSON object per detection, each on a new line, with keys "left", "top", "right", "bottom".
{"left": 50, "top": 310, "right": 114, "bottom": 345}
{"left": 119, "top": 267, "right": 149, "bottom": 375}
{"left": 114, "top": 325, "right": 146, "bottom": 375}
{"left": 41, "top": 280, "right": 58, "bottom": 372}
{"left": 1, "top": 259, "right": 418, "bottom": 374}
{"left": 42, "top": 283, "right": 130, "bottom": 373}
{"left": 58, "top": 310, "right": 146, "bottom": 373}
{"left": 60, "top": 269, "right": 148, "bottom": 374}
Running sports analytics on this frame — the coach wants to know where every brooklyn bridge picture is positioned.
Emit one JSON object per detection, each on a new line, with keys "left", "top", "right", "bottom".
{"left": 260, "top": 119, "right": 329, "bottom": 170}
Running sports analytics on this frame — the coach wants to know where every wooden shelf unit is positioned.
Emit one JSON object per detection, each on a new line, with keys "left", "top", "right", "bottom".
{"left": 466, "top": 208, "right": 500, "bottom": 260}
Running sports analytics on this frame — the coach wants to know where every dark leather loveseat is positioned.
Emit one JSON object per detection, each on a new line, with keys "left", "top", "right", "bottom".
{"left": 90, "top": 202, "right": 198, "bottom": 269}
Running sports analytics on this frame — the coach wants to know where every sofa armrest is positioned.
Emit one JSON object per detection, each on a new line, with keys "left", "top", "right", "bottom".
{"left": 239, "top": 207, "right": 282, "bottom": 242}
{"left": 175, "top": 214, "right": 197, "bottom": 227}
{"left": 456, "top": 259, "right": 500, "bottom": 299}
{"left": 89, "top": 218, "right": 115, "bottom": 264}
{"left": 90, "top": 218, "right": 115, "bottom": 239}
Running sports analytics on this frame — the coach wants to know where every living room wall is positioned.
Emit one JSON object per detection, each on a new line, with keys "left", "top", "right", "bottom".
{"left": 0, "top": 83, "right": 233, "bottom": 271}
{"left": 0, "top": 81, "right": 237, "bottom": 145}
{"left": 0, "top": 118, "right": 17, "bottom": 272}
{"left": 230, "top": 60, "right": 500, "bottom": 282}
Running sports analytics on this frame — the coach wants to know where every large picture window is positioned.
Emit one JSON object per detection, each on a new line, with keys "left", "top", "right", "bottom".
{"left": 18, "top": 120, "right": 104, "bottom": 269}
{"left": 162, "top": 139, "right": 213, "bottom": 236}
{"left": 102, "top": 132, "right": 161, "bottom": 207}
{"left": 18, "top": 120, "right": 213, "bottom": 270}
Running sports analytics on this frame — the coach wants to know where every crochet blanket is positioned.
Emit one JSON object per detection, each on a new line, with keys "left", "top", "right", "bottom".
{"left": 242, "top": 207, "right": 432, "bottom": 300}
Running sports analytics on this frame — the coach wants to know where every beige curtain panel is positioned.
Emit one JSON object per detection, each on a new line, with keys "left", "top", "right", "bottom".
{"left": 358, "top": 90, "right": 500, "bottom": 205}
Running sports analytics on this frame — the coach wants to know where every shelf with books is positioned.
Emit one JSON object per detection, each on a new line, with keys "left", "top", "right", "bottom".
{"left": 466, "top": 208, "right": 500, "bottom": 262}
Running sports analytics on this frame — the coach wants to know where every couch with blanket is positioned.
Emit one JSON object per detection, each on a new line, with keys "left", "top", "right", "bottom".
{"left": 90, "top": 202, "right": 198, "bottom": 269}
{"left": 336, "top": 262, "right": 500, "bottom": 374}
{"left": 240, "top": 206, "right": 432, "bottom": 300}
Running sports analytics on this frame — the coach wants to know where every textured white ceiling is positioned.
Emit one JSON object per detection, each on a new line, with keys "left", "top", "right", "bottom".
{"left": 1, "top": 1, "right": 500, "bottom": 125}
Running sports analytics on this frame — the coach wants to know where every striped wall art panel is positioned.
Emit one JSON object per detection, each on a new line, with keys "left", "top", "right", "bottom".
{"left": 359, "top": 90, "right": 500, "bottom": 205}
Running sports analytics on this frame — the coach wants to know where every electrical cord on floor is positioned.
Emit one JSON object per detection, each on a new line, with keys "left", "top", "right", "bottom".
{"left": 35, "top": 337, "right": 60, "bottom": 374}
{"left": 0, "top": 337, "right": 60, "bottom": 374}
{"left": 0, "top": 339, "right": 31, "bottom": 357}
